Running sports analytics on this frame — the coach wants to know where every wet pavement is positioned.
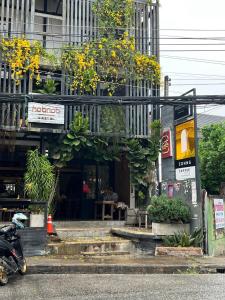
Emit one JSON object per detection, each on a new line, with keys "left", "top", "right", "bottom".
{"left": 1, "top": 274, "right": 225, "bottom": 300}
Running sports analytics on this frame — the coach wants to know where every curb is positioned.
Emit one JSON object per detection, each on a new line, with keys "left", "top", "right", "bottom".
{"left": 27, "top": 264, "right": 223, "bottom": 274}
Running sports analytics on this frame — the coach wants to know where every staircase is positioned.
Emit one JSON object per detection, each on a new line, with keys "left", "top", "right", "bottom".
{"left": 48, "top": 221, "right": 135, "bottom": 257}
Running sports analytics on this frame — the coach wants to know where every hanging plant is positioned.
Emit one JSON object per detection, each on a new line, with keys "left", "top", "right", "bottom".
{"left": 61, "top": 45, "right": 100, "bottom": 94}
{"left": 134, "top": 53, "right": 161, "bottom": 82}
{"left": 61, "top": 32, "right": 160, "bottom": 95}
{"left": 92, "top": 0, "right": 134, "bottom": 35}
{"left": 0, "top": 37, "right": 42, "bottom": 84}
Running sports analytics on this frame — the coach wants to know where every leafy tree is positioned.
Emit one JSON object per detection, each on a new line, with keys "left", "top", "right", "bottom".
{"left": 199, "top": 122, "right": 225, "bottom": 194}
{"left": 24, "top": 149, "right": 56, "bottom": 213}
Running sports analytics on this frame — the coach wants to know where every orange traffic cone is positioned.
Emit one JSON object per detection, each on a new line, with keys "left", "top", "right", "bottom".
{"left": 47, "top": 215, "right": 54, "bottom": 235}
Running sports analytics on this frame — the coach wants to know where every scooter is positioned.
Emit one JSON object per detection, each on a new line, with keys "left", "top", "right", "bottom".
{"left": 0, "top": 213, "right": 28, "bottom": 285}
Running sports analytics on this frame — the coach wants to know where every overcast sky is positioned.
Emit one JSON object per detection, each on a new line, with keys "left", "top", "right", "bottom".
{"left": 160, "top": 0, "right": 225, "bottom": 115}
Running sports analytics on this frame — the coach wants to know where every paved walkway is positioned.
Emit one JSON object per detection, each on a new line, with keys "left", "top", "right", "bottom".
{"left": 26, "top": 255, "right": 225, "bottom": 274}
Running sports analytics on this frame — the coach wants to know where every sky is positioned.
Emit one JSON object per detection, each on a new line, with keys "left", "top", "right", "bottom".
{"left": 160, "top": 0, "right": 225, "bottom": 115}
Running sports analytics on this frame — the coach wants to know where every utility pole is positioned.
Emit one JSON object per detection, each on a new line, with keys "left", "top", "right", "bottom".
{"left": 161, "top": 76, "right": 174, "bottom": 182}
{"left": 164, "top": 75, "right": 171, "bottom": 97}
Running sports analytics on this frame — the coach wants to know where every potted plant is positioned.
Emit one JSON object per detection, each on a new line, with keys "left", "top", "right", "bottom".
{"left": 147, "top": 194, "right": 191, "bottom": 235}
{"left": 24, "top": 149, "right": 55, "bottom": 227}
{"left": 155, "top": 229, "right": 203, "bottom": 256}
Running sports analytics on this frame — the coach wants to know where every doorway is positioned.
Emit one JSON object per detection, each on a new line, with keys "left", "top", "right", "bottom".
{"left": 56, "top": 172, "right": 82, "bottom": 220}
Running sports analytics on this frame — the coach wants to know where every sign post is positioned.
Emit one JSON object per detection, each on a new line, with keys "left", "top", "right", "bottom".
{"left": 175, "top": 119, "right": 196, "bottom": 181}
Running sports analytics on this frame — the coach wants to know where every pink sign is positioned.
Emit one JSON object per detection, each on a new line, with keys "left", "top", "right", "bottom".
{"left": 214, "top": 198, "right": 225, "bottom": 229}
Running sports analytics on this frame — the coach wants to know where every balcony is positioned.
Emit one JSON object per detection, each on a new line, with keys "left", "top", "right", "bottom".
{"left": 0, "top": 94, "right": 151, "bottom": 137}
{"left": 0, "top": 0, "right": 158, "bottom": 138}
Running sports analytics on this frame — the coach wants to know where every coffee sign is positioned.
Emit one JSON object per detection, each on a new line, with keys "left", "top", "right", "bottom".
{"left": 28, "top": 102, "right": 64, "bottom": 124}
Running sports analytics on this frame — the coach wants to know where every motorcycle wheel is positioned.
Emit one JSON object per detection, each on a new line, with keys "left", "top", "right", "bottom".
{"left": 0, "top": 269, "right": 8, "bottom": 286}
{"left": 18, "top": 259, "right": 27, "bottom": 275}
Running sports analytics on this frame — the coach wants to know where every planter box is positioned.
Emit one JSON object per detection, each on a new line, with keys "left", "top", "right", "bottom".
{"left": 30, "top": 214, "right": 45, "bottom": 228}
{"left": 155, "top": 246, "right": 203, "bottom": 257}
{"left": 152, "top": 222, "right": 190, "bottom": 235}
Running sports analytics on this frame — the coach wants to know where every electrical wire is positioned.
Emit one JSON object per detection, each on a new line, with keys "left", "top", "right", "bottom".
{"left": 161, "top": 55, "right": 225, "bottom": 65}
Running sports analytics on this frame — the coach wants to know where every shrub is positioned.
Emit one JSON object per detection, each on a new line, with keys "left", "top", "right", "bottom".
{"left": 163, "top": 228, "right": 203, "bottom": 247}
{"left": 147, "top": 194, "right": 191, "bottom": 224}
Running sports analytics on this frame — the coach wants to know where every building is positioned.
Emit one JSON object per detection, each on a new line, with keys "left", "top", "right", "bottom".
{"left": 0, "top": 0, "right": 160, "bottom": 220}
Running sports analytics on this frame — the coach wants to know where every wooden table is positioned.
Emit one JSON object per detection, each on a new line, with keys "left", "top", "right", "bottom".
{"left": 94, "top": 201, "right": 115, "bottom": 220}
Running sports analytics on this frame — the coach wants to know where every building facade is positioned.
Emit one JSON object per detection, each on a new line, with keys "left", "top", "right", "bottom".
{"left": 0, "top": 0, "right": 160, "bottom": 220}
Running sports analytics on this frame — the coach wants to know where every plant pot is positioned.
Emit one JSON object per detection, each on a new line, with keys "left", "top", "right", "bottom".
{"left": 30, "top": 214, "right": 45, "bottom": 228}
{"left": 155, "top": 246, "right": 203, "bottom": 257}
{"left": 152, "top": 222, "right": 190, "bottom": 235}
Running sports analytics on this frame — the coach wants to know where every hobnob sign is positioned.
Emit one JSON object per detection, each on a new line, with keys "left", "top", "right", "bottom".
{"left": 28, "top": 102, "right": 64, "bottom": 125}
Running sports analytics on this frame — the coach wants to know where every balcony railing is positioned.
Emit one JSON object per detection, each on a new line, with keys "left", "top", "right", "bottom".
{"left": 0, "top": 94, "right": 151, "bottom": 137}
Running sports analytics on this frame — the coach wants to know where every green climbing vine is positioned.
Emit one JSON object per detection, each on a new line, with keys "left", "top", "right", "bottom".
{"left": 125, "top": 120, "right": 161, "bottom": 207}
{"left": 50, "top": 112, "right": 120, "bottom": 168}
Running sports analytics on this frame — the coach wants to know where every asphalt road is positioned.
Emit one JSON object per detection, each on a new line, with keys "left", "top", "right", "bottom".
{"left": 0, "top": 274, "right": 225, "bottom": 300}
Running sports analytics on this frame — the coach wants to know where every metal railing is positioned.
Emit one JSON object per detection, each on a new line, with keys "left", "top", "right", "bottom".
{"left": 0, "top": 95, "right": 151, "bottom": 137}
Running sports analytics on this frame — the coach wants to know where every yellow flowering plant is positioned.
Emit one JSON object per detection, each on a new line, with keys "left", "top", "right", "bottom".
{"left": 61, "top": 31, "right": 160, "bottom": 95}
{"left": 61, "top": 45, "right": 99, "bottom": 94}
{"left": 0, "top": 37, "right": 42, "bottom": 84}
{"left": 93, "top": 0, "right": 134, "bottom": 35}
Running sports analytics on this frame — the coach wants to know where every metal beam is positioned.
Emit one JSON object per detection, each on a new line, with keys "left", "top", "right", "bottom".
{"left": 1, "top": 93, "right": 225, "bottom": 105}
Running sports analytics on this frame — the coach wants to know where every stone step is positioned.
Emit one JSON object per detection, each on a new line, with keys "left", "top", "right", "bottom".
{"left": 48, "top": 238, "right": 135, "bottom": 256}
{"left": 80, "top": 251, "right": 130, "bottom": 257}
{"left": 54, "top": 221, "right": 126, "bottom": 229}
{"left": 56, "top": 228, "right": 111, "bottom": 240}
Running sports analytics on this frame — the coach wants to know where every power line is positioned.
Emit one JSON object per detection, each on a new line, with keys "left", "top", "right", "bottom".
{"left": 172, "top": 83, "right": 225, "bottom": 86}
{"left": 165, "top": 72, "right": 225, "bottom": 78}
{"left": 160, "top": 28, "right": 225, "bottom": 32}
{"left": 169, "top": 79, "right": 225, "bottom": 81}
{"left": 161, "top": 55, "right": 225, "bottom": 65}
{"left": 161, "top": 50, "right": 225, "bottom": 52}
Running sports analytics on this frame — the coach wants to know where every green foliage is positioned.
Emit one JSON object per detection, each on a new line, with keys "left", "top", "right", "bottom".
{"left": 61, "top": 0, "right": 160, "bottom": 96}
{"left": 147, "top": 194, "right": 191, "bottom": 224}
{"left": 92, "top": 0, "right": 134, "bottom": 36}
{"left": 51, "top": 112, "right": 120, "bottom": 168}
{"left": 100, "top": 106, "right": 126, "bottom": 135}
{"left": 61, "top": 34, "right": 160, "bottom": 96}
{"left": 37, "top": 75, "right": 58, "bottom": 94}
{"left": 50, "top": 115, "right": 161, "bottom": 208}
{"left": 125, "top": 120, "right": 161, "bottom": 206}
{"left": 163, "top": 228, "right": 203, "bottom": 247}
{"left": 178, "top": 266, "right": 200, "bottom": 274}
{"left": 199, "top": 122, "right": 225, "bottom": 194}
{"left": 24, "top": 149, "right": 55, "bottom": 203}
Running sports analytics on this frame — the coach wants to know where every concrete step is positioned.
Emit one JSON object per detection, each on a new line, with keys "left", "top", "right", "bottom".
{"left": 48, "top": 237, "right": 135, "bottom": 256}
{"left": 80, "top": 251, "right": 130, "bottom": 257}
{"left": 54, "top": 221, "right": 126, "bottom": 240}
{"left": 56, "top": 228, "right": 111, "bottom": 240}
{"left": 54, "top": 221, "right": 126, "bottom": 228}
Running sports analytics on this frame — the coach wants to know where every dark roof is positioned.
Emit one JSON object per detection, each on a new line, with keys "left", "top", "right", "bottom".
{"left": 197, "top": 114, "right": 225, "bottom": 128}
